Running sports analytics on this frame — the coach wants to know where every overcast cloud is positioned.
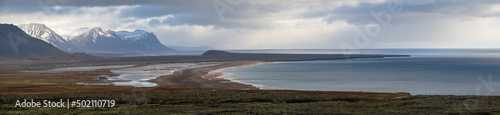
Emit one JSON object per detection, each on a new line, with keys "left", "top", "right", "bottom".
{"left": 1, "top": 0, "right": 499, "bottom": 49}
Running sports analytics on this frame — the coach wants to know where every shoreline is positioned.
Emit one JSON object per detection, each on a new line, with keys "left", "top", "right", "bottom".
{"left": 151, "top": 61, "right": 270, "bottom": 90}
{"left": 203, "top": 61, "right": 274, "bottom": 89}
{"left": 28, "top": 61, "right": 274, "bottom": 90}
{"left": 0, "top": 60, "right": 413, "bottom": 97}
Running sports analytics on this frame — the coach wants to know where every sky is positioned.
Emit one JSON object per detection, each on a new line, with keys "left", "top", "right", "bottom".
{"left": 1, "top": 0, "right": 500, "bottom": 49}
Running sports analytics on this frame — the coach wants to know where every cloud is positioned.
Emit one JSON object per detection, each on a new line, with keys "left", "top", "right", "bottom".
{"left": 147, "top": 19, "right": 161, "bottom": 27}
{"left": 1, "top": 0, "right": 500, "bottom": 49}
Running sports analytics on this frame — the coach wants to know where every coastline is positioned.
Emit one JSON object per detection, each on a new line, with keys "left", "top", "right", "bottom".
{"left": 151, "top": 61, "right": 270, "bottom": 90}
{"left": 27, "top": 61, "right": 274, "bottom": 90}
{"left": 203, "top": 61, "right": 274, "bottom": 89}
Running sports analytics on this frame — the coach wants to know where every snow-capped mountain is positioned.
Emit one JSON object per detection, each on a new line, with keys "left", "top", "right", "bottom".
{"left": 60, "top": 27, "right": 93, "bottom": 40}
{"left": 115, "top": 30, "right": 174, "bottom": 52}
{"left": 67, "top": 27, "right": 174, "bottom": 53}
{"left": 1, "top": 24, "right": 95, "bottom": 60}
{"left": 17, "top": 23, "right": 81, "bottom": 53}
{"left": 68, "top": 27, "right": 128, "bottom": 53}
{"left": 16, "top": 24, "right": 174, "bottom": 54}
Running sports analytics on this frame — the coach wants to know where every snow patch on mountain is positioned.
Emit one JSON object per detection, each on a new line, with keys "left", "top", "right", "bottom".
{"left": 59, "top": 27, "right": 92, "bottom": 40}
{"left": 18, "top": 24, "right": 174, "bottom": 54}
{"left": 18, "top": 23, "right": 60, "bottom": 43}
{"left": 17, "top": 23, "right": 81, "bottom": 53}
{"left": 115, "top": 30, "right": 150, "bottom": 41}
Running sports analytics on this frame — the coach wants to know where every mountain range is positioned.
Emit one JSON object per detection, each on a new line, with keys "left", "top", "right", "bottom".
{"left": 17, "top": 23, "right": 81, "bottom": 53}
{"left": 0, "top": 24, "right": 94, "bottom": 60}
{"left": 17, "top": 23, "right": 175, "bottom": 55}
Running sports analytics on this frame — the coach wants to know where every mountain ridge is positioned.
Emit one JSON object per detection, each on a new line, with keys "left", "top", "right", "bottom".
{"left": 17, "top": 23, "right": 175, "bottom": 55}
{"left": 0, "top": 24, "right": 94, "bottom": 60}
{"left": 68, "top": 27, "right": 174, "bottom": 54}
{"left": 17, "top": 23, "right": 82, "bottom": 53}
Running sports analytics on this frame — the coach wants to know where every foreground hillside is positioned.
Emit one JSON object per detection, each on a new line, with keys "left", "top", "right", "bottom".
{"left": 1, "top": 91, "right": 499, "bottom": 114}
{"left": 1, "top": 43, "right": 496, "bottom": 114}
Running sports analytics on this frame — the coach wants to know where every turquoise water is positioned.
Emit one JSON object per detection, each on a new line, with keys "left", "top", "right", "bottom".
{"left": 217, "top": 49, "right": 500, "bottom": 95}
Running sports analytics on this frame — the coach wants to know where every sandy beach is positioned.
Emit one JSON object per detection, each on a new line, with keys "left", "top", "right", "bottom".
{"left": 57, "top": 61, "right": 268, "bottom": 90}
{"left": 150, "top": 61, "right": 267, "bottom": 90}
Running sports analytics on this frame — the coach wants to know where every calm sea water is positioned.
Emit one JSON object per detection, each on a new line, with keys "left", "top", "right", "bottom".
{"left": 217, "top": 49, "right": 500, "bottom": 95}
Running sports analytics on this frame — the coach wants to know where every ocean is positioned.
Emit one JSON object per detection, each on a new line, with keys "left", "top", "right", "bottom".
{"left": 215, "top": 49, "right": 500, "bottom": 95}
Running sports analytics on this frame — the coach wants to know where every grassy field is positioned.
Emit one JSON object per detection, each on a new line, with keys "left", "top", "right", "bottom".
{"left": 1, "top": 56, "right": 499, "bottom": 114}
{"left": 1, "top": 91, "right": 499, "bottom": 114}
{"left": 0, "top": 67, "right": 498, "bottom": 114}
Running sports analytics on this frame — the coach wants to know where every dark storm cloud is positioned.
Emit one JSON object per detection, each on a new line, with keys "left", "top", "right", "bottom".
{"left": 118, "top": 4, "right": 223, "bottom": 27}
{"left": 2, "top": 0, "right": 500, "bottom": 49}
{"left": 114, "top": 2, "right": 292, "bottom": 29}
{"left": 1, "top": 0, "right": 327, "bottom": 29}
{"left": 0, "top": 0, "right": 77, "bottom": 15}
{"left": 322, "top": 0, "right": 500, "bottom": 25}
{"left": 0, "top": 0, "right": 213, "bottom": 15}
{"left": 323, "top": 3, "right": 385, "bottom": 25}
{"left": 147, "top": 19, "right": 161, "bottom": 27}
{"left": 2, "top": 0, "right": 500, "bottom": 29}
{"left": 63, "top": 0, "right": 208, "bottom": 7}
{"left": 0, "top": 0, "right": 45, "bottom": 13}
